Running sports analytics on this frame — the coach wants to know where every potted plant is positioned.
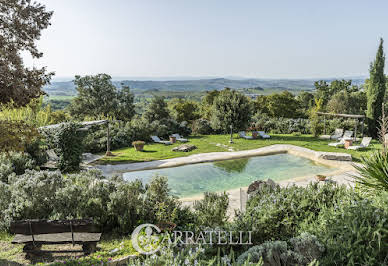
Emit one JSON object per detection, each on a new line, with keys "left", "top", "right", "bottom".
{"left": 169, "top": 135, "right": 176, "bottom": 143}
{"left": 316, "top": 174, "right": 327, "bottom": 181}
{"left": 132, "top": 140, "right": 145, "bottom": 151}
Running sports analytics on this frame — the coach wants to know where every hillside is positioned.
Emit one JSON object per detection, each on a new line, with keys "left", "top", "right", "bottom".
{"left": 43, "top": 77, "right": 366, "bottom": 97}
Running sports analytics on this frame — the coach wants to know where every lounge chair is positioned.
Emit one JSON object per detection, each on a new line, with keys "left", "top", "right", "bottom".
{"left": 151, "top": 136, "right": 172, "bottom": 145}
{"left": 239, "top": 131, "right": 253, "bottom": 140}
{"left": 328, "top": 131, "right": 353, "bottom": 147}
{"left": 328, "top": 138, "right": 345, "bottom": 147}
{"left": 347, "top": 137, "right": 372, "bottom": 150}
{"left": 330, "top": 128, "right": 344, "bottom": 140}
{"left": 342, "top": 130, "right": 353, "bottom": 140}
{"left": 258, "top": 131, "right": 270, "bottom": 139}
{"left": 172, "top": 133, "right": 188, "bottom": 142}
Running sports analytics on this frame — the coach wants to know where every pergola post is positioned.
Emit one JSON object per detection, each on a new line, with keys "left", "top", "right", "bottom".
{"left": 323, "top": 115, "right": 326, "bottom": 135}
{"left": 106, "top": 121, "right": 113, "bottom": 156}
{"left": 361, "top": 118, "right": 364, "bottom": 138}
{"left": 354, "top": 118, "right": 357, "bottom": 141}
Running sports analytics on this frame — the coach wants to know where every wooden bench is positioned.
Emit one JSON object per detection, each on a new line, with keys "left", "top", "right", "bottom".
{"left": 10, "top": 219, "right": 102, "bottom": 255}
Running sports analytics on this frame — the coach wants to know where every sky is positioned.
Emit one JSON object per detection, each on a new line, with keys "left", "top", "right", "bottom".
{"left": 24, "top": 0, "right": 388, "bottom": 80}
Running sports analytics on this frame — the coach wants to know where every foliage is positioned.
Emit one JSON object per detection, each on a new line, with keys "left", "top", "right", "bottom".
{"left": 326, "top": 90, "right": 367, "bottom": 115}
{"left": 192, "top": 118, "right": 213, "bottom": 135}
{"left": 303, "top": 193, "right": 388, "bottom": 265}
{"left": 237, "top": 233, "right": 324, "bottom": 265}
{"left": 143, "top": 96, "right": 171, "bottom": 124}
{"left": 0, "top": 0, "right": 53, "bottom": 106}
{"left": 43, "top": 122, "right": 84, "bottom": 172}
{"left": 315, "top": 79, "right": 360, "bottom": 106}
{"left": 297, "top": 91, "right": 315, "bottom": 114}
{"left": 200, "top": 90, "right": 220, "bottom": 120}
{"left": 193, "top": 192, "right": 229, "bottom": 228}
{"left": 210, "top": 88, "right": 253, "bottom": 133}
{"left": 0, "top": 97, "right": 54, "bottom": 127}
{"left": 233, "top": 183, "right": 350, "bottom": 244}
{"left": 266, "top": 91, "right": 301, "bottom": 118}
{"left": 69, "top": 74, "right": 135, "bottom": 121}
{"left": 309, "top": 98, "right": 323, "bottom": 137}
{"left": 131, "top": 245, "right": 262, "bottom": 266}
{"left": 83, "top": 117, "right": 192, "bottom": 153}
{"left": 251, "top": 113, "right": 310, "bottom": 134}
{"left": 366, "top": 38, "right": 386, "bottom": 137}
{"left": 0, "top": 120, "right": 40, "bottom": 152}
{"left": 0, "top": 170, "right": 182, "bottom": 234}
{"left": 0, "top": 152, "right": 36, "bottom": 183}
{"left": 169, "top": 98, "right": 200, "bottom": 123}
{"left": 353, "top": 151, "right": 388, "bottom": 193}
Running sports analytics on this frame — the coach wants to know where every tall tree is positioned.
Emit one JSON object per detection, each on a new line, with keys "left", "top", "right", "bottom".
{"left": 143, "top": 96, "right": 170, "bottom": 123}
{"left": 69, "top": 74, "right": 135, "bottom": 121}
{"left": 210, "top": 88, "right": 252, "bottom": 133}
{"left": 0, "top": 0, "right": 53, "bottom": 106}
{"left": 367, "top": 38, "right": 386, "bottom": 137}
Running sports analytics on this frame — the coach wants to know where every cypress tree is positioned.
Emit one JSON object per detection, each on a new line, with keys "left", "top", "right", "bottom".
{"left": 367, "top": 38, "right": 386, "bottom": 137}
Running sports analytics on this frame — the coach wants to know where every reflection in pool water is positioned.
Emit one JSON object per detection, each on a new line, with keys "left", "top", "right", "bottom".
{"left": 123, "top": 154, "right": 335, "bottom": 198}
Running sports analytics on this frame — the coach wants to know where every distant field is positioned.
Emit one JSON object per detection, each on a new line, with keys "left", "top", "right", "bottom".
{"left": 45, "top": 95, "right": 75, "bottom": 101}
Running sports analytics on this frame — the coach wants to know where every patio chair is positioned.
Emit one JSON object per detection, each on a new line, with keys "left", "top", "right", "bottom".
{"left": 172, "top": 133, "right": 188, "bottom": 142}
{"left": 347, "top": 137, "right": 372, "bottom": 150}
{"left": 342, "top": 130, "right": 353, "bottom": 139}
{"left": 151, "top": 136, "right": 172, "bottom": 145}
{"left": 239, "top": 131, "right": 253, "bottom": 140}
{"left": 258, "top": 131, "right": 270, "bottom": 139}
{"left": 328, "top": 138, "right": 345, "bottom": 147}
{"left": 330, "top": 128, "right": 344, "bottom": 140}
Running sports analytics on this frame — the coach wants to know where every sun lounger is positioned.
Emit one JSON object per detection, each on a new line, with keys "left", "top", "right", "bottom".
{"left": 151, "top": 136, "right": 172, "bottom": 145}
{"left": 258, "top": 131, "right": 270, "bottom": 139}
{"left": 342, "top": 130, "right": 353, "bottom": 139}
{"left": 239, "top": 131, "right": 253, "bottom": 140}
{"left": 328, "top": 138, "right": 345, "bottom": 147}
{"left": 328, "top": 130, "right": 354, "bottom": 147}
{"left": 347, "top": 137, "right": 372, "bottom": 150}
{"left": 330, "top": 128, "right": 344, "bottom": 140}
{"left": 172, "top": 133, "right": 188, "bottom": 142}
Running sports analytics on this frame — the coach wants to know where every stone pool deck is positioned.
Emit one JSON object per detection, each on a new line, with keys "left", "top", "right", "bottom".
{"left": 95, "top": 144, "right": 353, "bottom": 176}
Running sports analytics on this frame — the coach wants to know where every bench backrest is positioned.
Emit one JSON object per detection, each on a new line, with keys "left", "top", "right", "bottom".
{"left": 10, "top": 219, "right": 100, "bottom": 235}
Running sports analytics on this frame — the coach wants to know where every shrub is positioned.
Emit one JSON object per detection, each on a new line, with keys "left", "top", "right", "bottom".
{"left": 303, "top": 194, "right": 388, "bottom": 265}
{"left": 237, "top": 233, "right": 324, "bottom": 265}
{"left": 0, "top": 152, "right": 36, "bottom": 183}
{"left": 192, "top": 118, "right": 213, "bottom": 135}
{"left": 132, "top": 140, "right": 145, "bottom": 146}
{"left": 232, "top": 183, "right": 350, "bottom": 244}
{"left": 44, "top": 122, "right": 85, "bottom": 172}
{"left": 0, "top": 170, "right": 182, "bottom": 234}
{"left": 193, "top": 192, "right": 229, "bottom": 228}
{"left": 251, "top": 113, "right": 311, "bottom": 134}
{"left": 352, "top": 151, "right": 388, "bottom": 193}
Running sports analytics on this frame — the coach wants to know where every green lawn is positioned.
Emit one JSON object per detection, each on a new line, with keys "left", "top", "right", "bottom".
{"left": 98, "top": 134, "right": 380, "bottom": 164}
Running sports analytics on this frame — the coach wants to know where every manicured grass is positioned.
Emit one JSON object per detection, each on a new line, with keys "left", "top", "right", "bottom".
{"left": 98, "top": 134, "right": 380, "bottom": 164}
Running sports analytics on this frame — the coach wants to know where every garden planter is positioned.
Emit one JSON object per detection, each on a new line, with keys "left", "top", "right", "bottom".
{"left": 134, "top": 144, "right": 144, "bottom": 151}
{"left": 316, "top": 175, "right": 326, "bottom": 181}
{"left": 170, "top": 136, "right": 176, "bottom": 143}
{"left": 132, "top": 141, "right": 145, "bottom": 151}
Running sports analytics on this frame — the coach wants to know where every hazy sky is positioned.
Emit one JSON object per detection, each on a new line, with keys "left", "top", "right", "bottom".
{"left": 25, "top": 0, "right": 388, "bottom": 79}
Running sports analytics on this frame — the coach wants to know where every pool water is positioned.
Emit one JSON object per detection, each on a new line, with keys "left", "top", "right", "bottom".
{"left": 123, "top": 154, "right": 335, "bottom": 198}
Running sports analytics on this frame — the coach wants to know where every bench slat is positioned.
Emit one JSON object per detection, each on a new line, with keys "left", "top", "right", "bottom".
{"left": 12, "top": 232, "right": 102, "bottom": 244}
{"left": 10, "top": 219, "right": 100, "bottom": 235}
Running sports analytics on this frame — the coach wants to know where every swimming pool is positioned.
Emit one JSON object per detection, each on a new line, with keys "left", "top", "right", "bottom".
{"left": 123, "top": 153, "right": 335, "bottom": 198}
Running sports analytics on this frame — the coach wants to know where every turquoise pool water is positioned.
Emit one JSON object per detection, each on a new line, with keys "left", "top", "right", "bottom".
{"left": 123, "top": 154, "right": 335, "bottom": 198}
